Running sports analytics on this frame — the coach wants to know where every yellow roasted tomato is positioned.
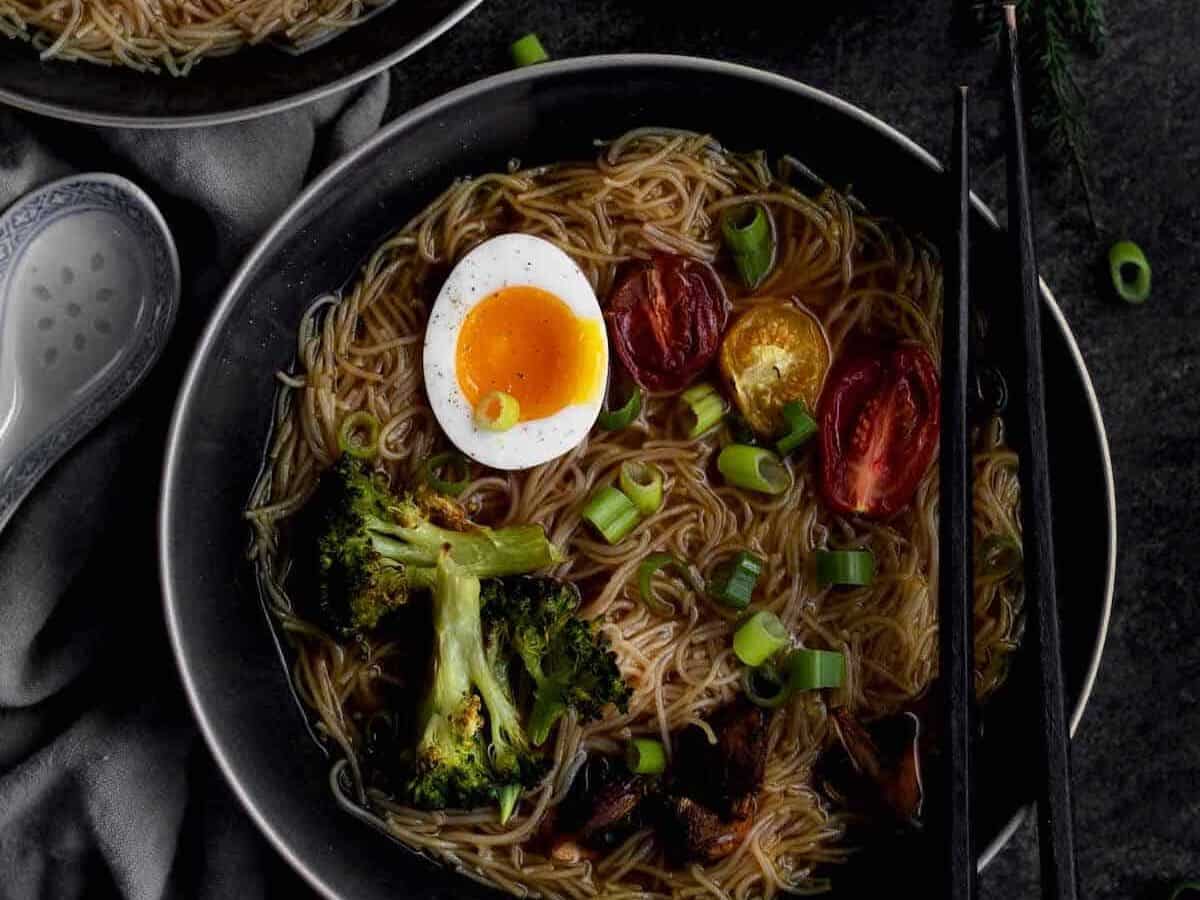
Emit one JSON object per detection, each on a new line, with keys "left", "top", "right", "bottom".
{"left": 718, "top": 301, "right": 831, "bottom": 437}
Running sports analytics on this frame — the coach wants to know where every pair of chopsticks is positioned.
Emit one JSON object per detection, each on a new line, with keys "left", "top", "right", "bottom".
{"left": 936, "top": 5, "right": 1079, "bottom": 900}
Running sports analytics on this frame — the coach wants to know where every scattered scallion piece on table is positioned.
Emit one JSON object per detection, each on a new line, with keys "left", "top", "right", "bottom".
{"left": 717, "top": 444, "right": 792, "bottom": 495}
{"left": 626, "top": 737, "right": 667, "bottom": 775}
{"left": 977, "top": 535, "right": 1023, "bottom": 578}
{"left": 421, "top": 450, "right": 471, "bottom": 497}
{"left": 509, "top": 33, "right": 549, "bottom": 68}
{"left": 620, "top": 461, "right": 665, "bottom": 515}
{"left": 583, "top": 486, "right": 640, "bottom": 544}
{"left": 337, "top": 410, "right": 381, "bottom": 460}
{"left": 497, "top": 784, "right": 521, "bottom": 824}
{"left": 815, "top": 549, "right": 875, "bottom": 587}
{"left": 733, "top": 610, "right": 789, "bottom": 666}
{"left": 775, "top": 400, "right": 818, "bottom": 456}
{"left": 1108, "top": 239, "right": 1151, "bottom": 304}
{"left": 721, "top": 203, "right": 776, "bottom": 289}
{"left": 597, "top": 386, "right": 642, "bottom": 431}
{"left": 741, "top": 662, "right": 791, "bottom": 708}
{"left": 786, "top": 648, "right": 845, "bottom": 691}
{"left": 707, "top": 550, "right": 764, "bottom": 610}
{"left": 681, "top": 382, "right": 727, "bottom": 438}
{"left": 474, "top": 390, "right": 520, "bottom": 431}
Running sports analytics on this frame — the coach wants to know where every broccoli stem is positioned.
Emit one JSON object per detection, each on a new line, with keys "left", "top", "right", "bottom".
{"left": 431, "top": 555, "right": 531, "bottom": 779}
{"left": 369, "top": 516, "right": 564, "bottom": 577}
{"left": 529, "top": 686, "right": 568, "bottom": 747}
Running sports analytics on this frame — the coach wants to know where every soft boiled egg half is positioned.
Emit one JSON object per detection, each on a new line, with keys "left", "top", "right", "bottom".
{"left": 423, "top": 234, "right": 608, "bottom": 470}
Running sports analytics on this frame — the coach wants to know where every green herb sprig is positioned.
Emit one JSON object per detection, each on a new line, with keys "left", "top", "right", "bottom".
{"left": 963, "top": 0, "right": 1108, "bottom": 223}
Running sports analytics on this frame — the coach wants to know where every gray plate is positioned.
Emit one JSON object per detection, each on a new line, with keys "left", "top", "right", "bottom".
{"left": 0, "top": 0, "right": 481, "bottom": 128}
{"left": 160, "top": 55, "right": 1117, "bottom": 899}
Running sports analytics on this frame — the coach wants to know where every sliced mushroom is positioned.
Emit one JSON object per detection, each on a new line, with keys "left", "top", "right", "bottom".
{"left": 545, "top": 755, "right": 653, "bottom": 857}
{"left": 659, "top": 795, "right": 756, "bottom": 864}
{"left": 830, "top": 708, "right": 924, "bottom": 824}
{"left": 578, "top": 775, "right": 650, "bottom": 848}
{"left": 672, "top": 700, "right": 769, "bottom": 818}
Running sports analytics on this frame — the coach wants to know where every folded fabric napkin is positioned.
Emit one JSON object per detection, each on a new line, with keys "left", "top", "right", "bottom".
{"left": 0, "top": 76, "right": 389, "bottom": 900}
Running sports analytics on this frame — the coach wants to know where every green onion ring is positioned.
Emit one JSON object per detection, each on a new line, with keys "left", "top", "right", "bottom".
{"left": 421, "top": 450, "right": 471, "bottom": 497}
{"left": 337, "top": 411, "right": 381, "bottom": 460}
{"left": 619, "top": 461, "right": 665, "bottom": 516}
{"left": 741, "top": 661, "right": 791, "bottom": 709}
{"left": 597, "top": 386, "right": 643, "bottom": 431}
{"left": 1108, "top": 240, "right": 1151, "bottom": 304}
{"left": 637, "top": 552, "right": 700, "bottom": 617}
{"left": 786, "top": 648, "right": 845, "bottom": 691}
{"left": 717, "top": 444, "right": 792, "bottom": 495}
{"left": 815, "top": 549, "right": 875, "bottom": 587}
{"left": 583, "top": 486, "right": 641, "bottom": 544}
{"left": 509, "top": 33, "right": 549, "bottom": 67}
{"left": 733, "top": 610, "right": 790, "bottom": 666}
{"left": 721, "top": 203, "right": 777, "bottom": 290}
{"left": 625, "top": 738, "right": 668, "bottom": 775}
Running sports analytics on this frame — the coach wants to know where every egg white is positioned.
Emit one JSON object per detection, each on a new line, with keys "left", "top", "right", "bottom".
{"left": 423, "top": 233, "right": 608, "bottom": 471}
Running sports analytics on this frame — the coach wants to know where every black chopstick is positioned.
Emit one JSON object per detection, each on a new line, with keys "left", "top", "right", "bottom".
{"left": 937, "top": 84, "right": 977, "bottom": 900}
{"left": 1001, "top": 6, "right": 1080, "bottom": 900}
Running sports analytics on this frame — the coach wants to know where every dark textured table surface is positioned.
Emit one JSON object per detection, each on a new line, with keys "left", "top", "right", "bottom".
{"left": 366, "top": 2, "right": 1200, "bottom": 898}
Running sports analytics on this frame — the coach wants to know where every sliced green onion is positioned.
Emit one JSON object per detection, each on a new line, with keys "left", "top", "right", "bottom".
{"left": 815, "top": 549, "right": 875, "bottom": 587}
{"left": 681, "top": 382, "right": 728, "bottom": 438}
{"left": 775, "top": 400, "right": 818, "bottom": 456}
{"left": 583, "top": 486, "right": 640, "bottom": 544}
{"left": 620, "top": 461, "right": 665, "bottom": 515}
{"left": 598, "top": 385, "right": 642, "bottom": 431}
{"left": 497, "top": 784, "right": 521, "bottom": 824}
{"left": 1169, "top": 882, "right": 1200, "bottom": 900}
{"left": 741, "top": 662, "right": 791, "bottom": 708}
{"left": 978, "top": 535, "right": 1023, "bottom": 578}
{"left": 706, "top": 551, "right": 765, "bottom": 610}
{"left": 421, "top": 451, "right": 471, "bottom": 497}
{"left": 717, "top": 444, "right": 792, "bottom": 495}
{"left": 786, "top": 648, "right": 845, "bottom": 691}
{"left": 1108, "top": 239, "right": 1151, "bottom": 304}
{"left": 337, "top": 411, "right": 381, "bottom": 460}
{"left": 626, "top": 737, "right": 667, "bottom": 775}
{"left": 721, "top": 203, "right": 776, "bottom": 289}
{"left": 637, "top": 552, "right": 699, "bottom": 617}
{"left": 474, "top": 390, "right": 520, "bottom": 431}
{"left": 733, "top": 610, "right": 789, "bottom": 666}
{"left": 510, "top": 33, "right": 549, "bottom": 67}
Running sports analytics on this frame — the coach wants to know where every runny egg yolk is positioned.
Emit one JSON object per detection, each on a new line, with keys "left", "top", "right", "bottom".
{"left": 456, "top": 285, "right": 604, "bottom": 422}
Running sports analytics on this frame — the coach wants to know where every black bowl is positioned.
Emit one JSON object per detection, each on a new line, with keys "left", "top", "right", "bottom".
{"left": 0, "top": 0, "right": 480, "bottom": 127}
{"left": 160, "top": 55, "right": 1117, "bottom": 898}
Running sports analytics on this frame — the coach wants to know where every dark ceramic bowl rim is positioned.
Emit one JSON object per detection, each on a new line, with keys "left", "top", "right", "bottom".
{"left": 160, "top": 53, "right": 1118, "bottom": 898}
{"left": 0, "top": 0, "right": 482, "bottom": 129}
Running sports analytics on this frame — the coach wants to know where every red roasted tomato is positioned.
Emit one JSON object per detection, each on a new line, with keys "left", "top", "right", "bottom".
{"left": 818, "top": 344, "right": 940, "bottom": 519}
{"left": 605, "top": 254, "right": 730, "bottom": 392}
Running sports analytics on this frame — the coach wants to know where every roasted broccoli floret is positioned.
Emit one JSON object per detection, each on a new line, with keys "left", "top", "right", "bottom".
{"left": 407, "top": 552, "right": 544, "bottom": 811}
{"left": 482, "top": 576, "right": 631, "bottom": 746}
{"left": 311, "top": 456, "right": 563, "bottom": 634}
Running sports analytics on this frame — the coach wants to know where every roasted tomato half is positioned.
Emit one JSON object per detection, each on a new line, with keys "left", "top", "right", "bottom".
{"left": 818, "top": 344, "right": 940, "bottom": 519}
{"left": 719, "top": 301, "right": 831, "bottom": 437}
{"left": 605, "top": 254, "right": 730, "bottom": 392}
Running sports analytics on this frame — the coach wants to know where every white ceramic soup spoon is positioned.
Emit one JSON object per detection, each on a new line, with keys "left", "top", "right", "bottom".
{"left": 0, "top": 173, "right": 180, "bottom": 531}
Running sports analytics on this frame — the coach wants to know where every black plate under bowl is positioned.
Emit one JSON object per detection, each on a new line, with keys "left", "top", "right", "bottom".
{"left": 0, "top": 0, "right": 480, "bottom": 128}
{"left": 160, "top": 55, "right": 1117, "bottom": 899}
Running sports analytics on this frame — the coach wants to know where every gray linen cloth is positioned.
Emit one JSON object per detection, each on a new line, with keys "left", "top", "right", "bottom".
{"left": 0, "top": 77, "right": 389, "bottom": 899}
